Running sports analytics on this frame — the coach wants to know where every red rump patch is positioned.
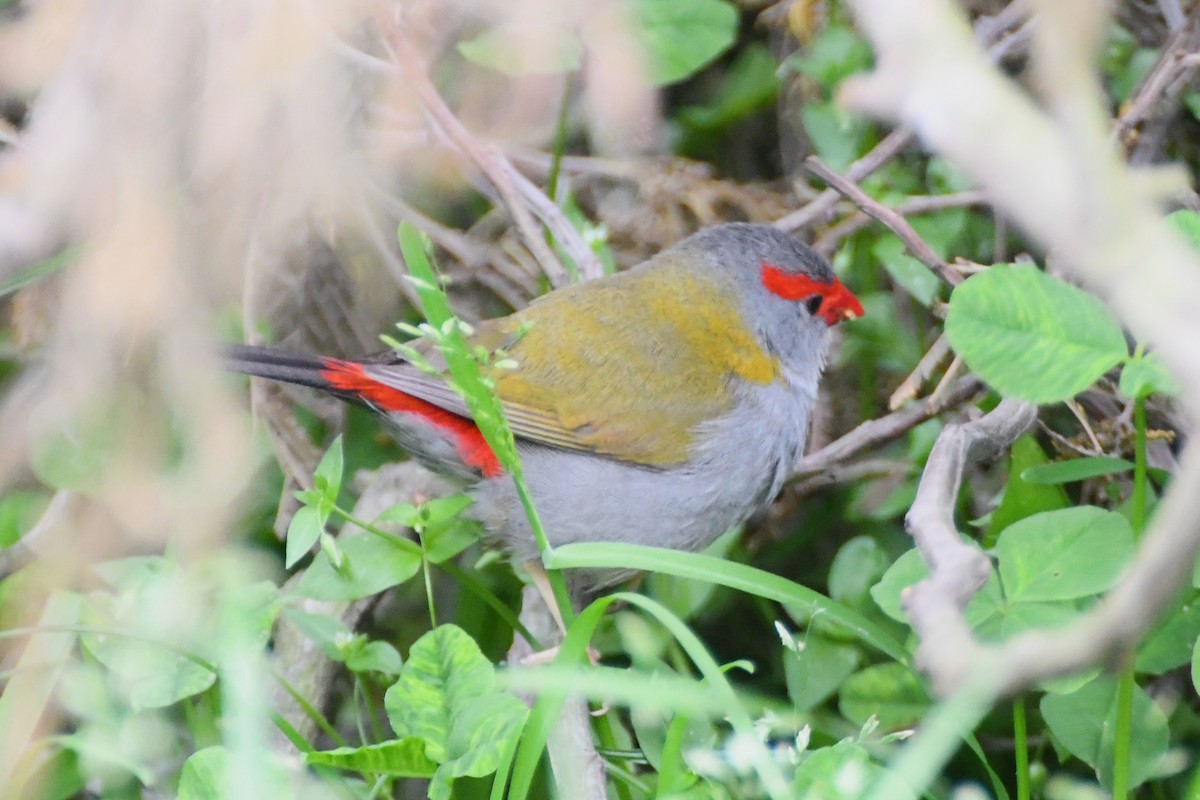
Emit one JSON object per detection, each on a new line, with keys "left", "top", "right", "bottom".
{"left": 320, "top": 358, "right": 503, "bottom": 478}
{"left": 760, "top": 262, "right": 865, "bottom": 326}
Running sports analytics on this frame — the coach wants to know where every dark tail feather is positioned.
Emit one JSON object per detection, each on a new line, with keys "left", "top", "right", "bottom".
{"left": 222, "top": 344, "right": 339, "bottom": 394}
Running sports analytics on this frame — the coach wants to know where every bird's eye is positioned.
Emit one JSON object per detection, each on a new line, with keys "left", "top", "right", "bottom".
{"left": 805, "top": 296, "right": 824, "bottom": 316}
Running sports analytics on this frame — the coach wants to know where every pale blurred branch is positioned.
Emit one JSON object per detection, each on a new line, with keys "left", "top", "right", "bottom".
{"left": 380, "top": 19, "right": 602, "bottom": 285}
{"left": 844, "top": 0, "right": 1200, "bottom": 698}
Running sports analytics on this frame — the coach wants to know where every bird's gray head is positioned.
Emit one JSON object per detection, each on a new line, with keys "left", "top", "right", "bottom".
{"left": 676, "top": 223, "right": 863, "bottom": 368}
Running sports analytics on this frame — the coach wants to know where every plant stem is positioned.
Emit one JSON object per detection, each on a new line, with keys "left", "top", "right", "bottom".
{"left": 419, "top": 530, "right": 438, "bottom": 627}
{"left": 1112, "top": 395, "right": 1149, "bottom": 800}
{"left": 1013, "top": 695, "right": 1029, "bottom": 800}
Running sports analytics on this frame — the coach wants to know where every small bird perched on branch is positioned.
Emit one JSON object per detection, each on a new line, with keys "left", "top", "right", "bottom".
{"left": 226, "top": 223, "right": 862, "bottom": 596}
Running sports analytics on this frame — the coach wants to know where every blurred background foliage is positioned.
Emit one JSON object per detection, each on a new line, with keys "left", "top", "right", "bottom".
{"left": 0, "top": 0, "right": 1197, "bottom": 798}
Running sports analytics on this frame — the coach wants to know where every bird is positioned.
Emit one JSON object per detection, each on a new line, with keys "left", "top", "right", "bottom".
{"left": 225, "top": 223, "right": 863, "bottom": 597}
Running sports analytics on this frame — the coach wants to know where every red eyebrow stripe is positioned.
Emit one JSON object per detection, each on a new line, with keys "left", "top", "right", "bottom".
{"left": 760, "top": 263, "right": 865, "bottom": 324}
{"left": 761, "top": 264, "right": 829, "bottom": 300}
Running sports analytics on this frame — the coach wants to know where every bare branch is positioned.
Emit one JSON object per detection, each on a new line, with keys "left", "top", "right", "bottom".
{"left": 793, "top": 377, "right": 983, "bottom": 478}
{"left": 903, "top": 400, "right": 1037, "bottom": 693}
{"left": 382, "top": 25, "right": 601, "bottom": 286}
{"left": 805, "top": 157, "right": 962, "bottom": 286}
{"left": 845, "top": 0, "right": 1200, "bottom": 698}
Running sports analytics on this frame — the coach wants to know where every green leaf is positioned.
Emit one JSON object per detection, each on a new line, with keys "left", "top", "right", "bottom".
{"left": 1135, "top": 595, "right": 1200, "bottom": 675}
{"left": 802, "top": 101, "right": 869, "bottom": 173}
{"left": 828, "top": 536, "right": 891, "bottom": 609}
{"left": 384, "top": 624, "right": 496, "bottom": 763}
{"left": 313, "top": 435, "right": 344, "bottom": 505}
{"left": 418, "top": 496, "right": 481, "bottom": 564}
{"left": 675, "top": 44, "right": 779, "bottom": 132}
{"left": 432, "top": 692, "right": 529, "bottom": 800}
{"left": 305, "top": 738, "right": 438, "bottom": 777}
{"left": 627, "top": 0, "right": 738, "bottom": 85}
{"left": 176, "top": 747, "right": 228, "bottom": 800}
{"left": 344, "top": 640, "right": 404, "bottom": 677}
{"left": 1020, "top": 456, "right": 1135, "bottom": 485}
{"left": 285, "top": 505, "right": 325, "bottom": 569}
{"left": 793, "top": 742, "right": 898, "bottom": 800}
{"left": 787, "top": 24, "right": 873, "bottom": 89}
{"left": 995, "top": 507, "right": 1134, "bottom": 603}
{"left": 873, "top": 237, "right": 941, "bottom": 307}
{"left": 945, "top": 264, "right": 1127, "bottom": 403}
{"left": 870, "top": 547, "right": 1005, "bottom": 632}
{"left": 838, "top": 662, "right": 930, "bottom": 728}
{"left": 457, "top": 24, "right": 582, "bottom": 76}
{"left": 177, "top": 746, "right": 291, "bottom": 799}
{"left": 784, "top": 634, "right": 860, "bottom": 712}
{"left": 1120, "top": 351, "right": 1179, "bottom": 399}
{"left": 987, "top": 436, "right": 1070, "bottom": 544}
{"left": 294, "top": 532, "right": 422, "bottom": 601}
{"left": 1040, "top": 677, "right": 1168, "bottom": 790}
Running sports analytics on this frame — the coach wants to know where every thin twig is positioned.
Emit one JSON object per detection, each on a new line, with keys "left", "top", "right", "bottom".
{"left": 793, "top": 376, "right": 983, "bottom": 478}
{"left": 382, "top": 25, "right": 585, "bottom": 287}
{"left": 774, "top": 127, "right": 914, "bottom": 232}
{"left": 814, "top": 191, "right": 989, "bottom": 256}
{"left": 889, "top": 335, "right": 952, "bottom": 411}
{"left": 1112, "top": 3, "right": 1200, "bottom": 156}
{"left": 805, "top": 157, "right": 962, "bottom": 286}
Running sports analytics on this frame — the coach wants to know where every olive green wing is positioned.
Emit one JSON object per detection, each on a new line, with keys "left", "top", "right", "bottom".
{"left": 364, "top": 266, "right": 779, "bottom": 466}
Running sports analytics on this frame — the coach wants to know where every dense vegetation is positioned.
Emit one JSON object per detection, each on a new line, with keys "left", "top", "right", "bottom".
{"left": 0, "top": 1, "right": 1198, "bottom": 799}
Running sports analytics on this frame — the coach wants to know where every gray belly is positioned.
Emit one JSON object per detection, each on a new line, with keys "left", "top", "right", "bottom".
{"left": 469, "top": 389, "right": 809, "bottom": 591}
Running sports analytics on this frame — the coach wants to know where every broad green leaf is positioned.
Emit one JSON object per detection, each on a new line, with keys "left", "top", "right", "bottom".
{"left": 676, "top": 45, "right": 778, "bottom": 132}
{"left": 384, "top": 624, "right": 495, "bottom": 763}
{"left": 285, "top": 505, "right": 324, "bottom": 569}
{"left": 457, "top": 24, "right": 582, "bottom": 76}
{"left": 945, "top": 264, "right": 1127, "bottom": 403}
{"left": 870, "top": 547, "right": 1004, "bottom": 632}
{"left": 1120, "top": 351, "right": 1179, "bottom": 398}
{"left": 176, "top": 747, "right": 227, "bottom": 799}
{"left": 873, "top": 237, "right": 941, "bottom": 307}
{"left": 305, "top": 738, "right": 438, "bottom": 777}
{"left": 793, "top": 742, "right": 900, "bottom": 800}
{"left": 177, "top": 746, "right": 291, "bottom": 800}
{"left": 1040, "top": 677, "right": 1168, "bottom": 790}
{"left": 828, "top": 536, "right": 891, "bottom": 609}
{"left": 1020, "top": 456, "right": 1135, "bottom": 485}
{"left": 628, "top": 0, "right": 738, "bottom": 85}
{"left": 838, "top": 663, "right": 930, "bottom": 729}
{"left": 994, "top": 600, "right": 1079, "bottom": 639}
{"left": 432, "top": 692, "right": 529, "bottom": 800}
{"left": 344, "top": 640, "right": 403, "bottom": 676}
{"left": 987, "top": 436, "right": 1070, "bottom": 544}
{"left": 1136, "top": 595, "right": 1200, "bottom": 674}
{"left": 294, "top": 532, "right": 421, "bottom": 601}
{"left": 788, "top": 24, "right": 873, "bottom": 89}
{"left": 802, "top": 101, "right": 869, "bottom": 173}
{"left": 784, "top": 634, "right": 860, "bottom": 712}
{"left": 995, "top": 507, "right": 1133, "bottom": 603}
